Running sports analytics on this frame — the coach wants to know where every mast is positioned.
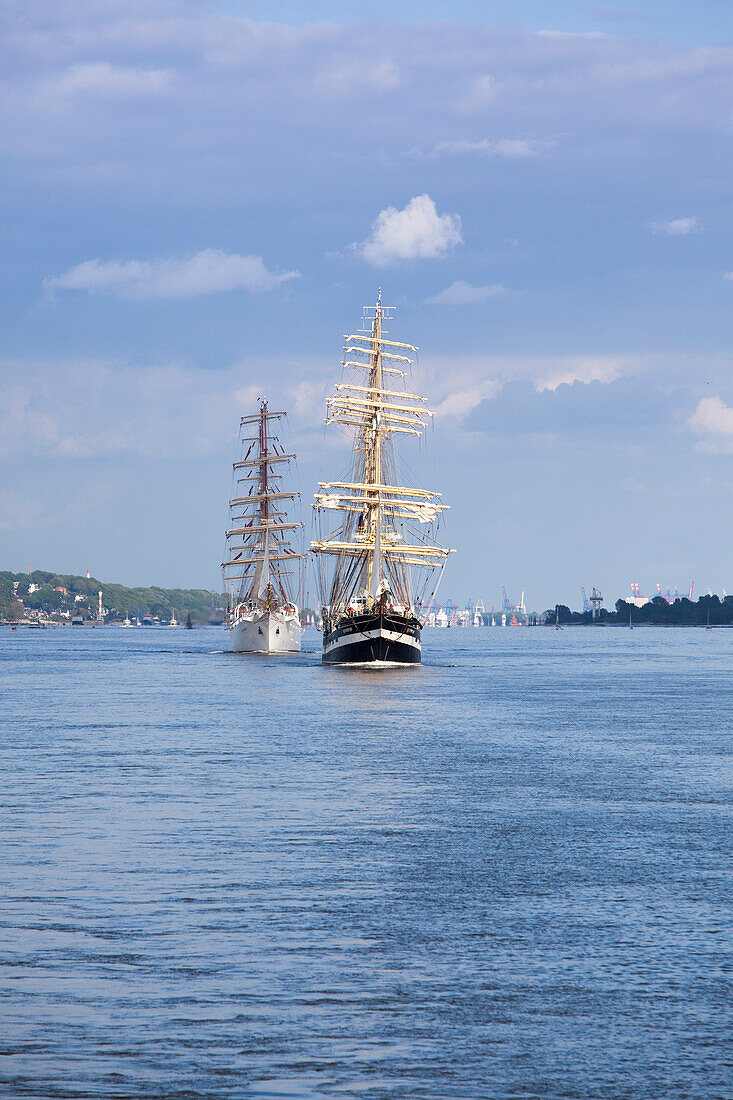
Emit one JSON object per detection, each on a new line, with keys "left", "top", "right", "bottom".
{"left": 222, "top": 399, "right": 305, "bottom": 611}
{"left": 311, "top": 293, "right": 454, "bottom": 617}
{"left": 258, "top": 399, "right": 270, "bottom": 598}
{"left": 367, "top": 289, "right": 383, "bottom": 596}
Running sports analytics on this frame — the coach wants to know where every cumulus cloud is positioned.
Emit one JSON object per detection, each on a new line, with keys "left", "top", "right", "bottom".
{"left": 425, "top": 281, "right": 506, "bottom": 305}
{"left": 359, "top": 195, "right": 462, "bottom": 267}
{"left": 650, "top": 216, "right": 700, "bottom": 235}
{"left": 417, "top": 352, "right": 655, "bottom": 424}
{"left": 43, "top": 250, "right": 300, "bottom": 300}
{"left": 689, "top": 396, "right": 733, "bottom": 453}
{"left": 536, "top": 356, "right": 624, "bottom": 391}
{"left": 429, "top": 138, "right": 555, "bottom": 158}
{"left": 434, "top": 379, "right": 501, "bottom": 419}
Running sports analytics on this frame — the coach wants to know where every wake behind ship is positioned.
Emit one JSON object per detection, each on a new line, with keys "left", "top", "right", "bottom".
{"left": 310, "top": 292, "right": 455, "bottom": 665}
{"left": 222, "top": 401, "right": 305, "bottom": 653}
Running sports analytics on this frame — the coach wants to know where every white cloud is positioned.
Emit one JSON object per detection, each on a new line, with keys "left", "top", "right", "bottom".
{"left": 430, "top": 138, "right": 555, "bottom": 158}
{"left": 290, "top": 378, "right": 329, "bottom": 419}
{"left": 48, "top": 63, "right": 172, "bottom": 100}
{"left": 43, "top": 250, "right": 300, "bottom": 301}
{"left": 689, "top": 396, "right": 733, "bottom": 453}
{"left": 536, "top": 357, "right": 624, "bottom": 391}
{"left": 0, "top": 356, "right": 339, "bottom": 462}
{"left": 0, "top": 359, "right": 271, "bottom": 460}
{"left": 650, "top": 216, "right": 700, "bottom": 236}
{"left": 314, "top": 57, "right": 399, "bottom": 95}
{"left": 359, "top": 195, "right": 462, "bottom": 267}
{"left": 232, "top": 385, "right": 263, "bottom": 410}
{"left": 425, "top": 281, "right": 506, "bottom": 305}
{"left": 459, "top": 74, "right": 496, "bottom": 112}
{"left": 724, "top": 272, "right": 733, "bottom": 280}
{"left": 424, "top": 353, "right": 631, "bottom": 421}
{"left": 433, "top": 379, "right": 501, "bottom": 419}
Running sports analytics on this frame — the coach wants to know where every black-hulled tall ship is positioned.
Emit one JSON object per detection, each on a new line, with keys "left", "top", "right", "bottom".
{"left": 310, "top": 292, "right": 455, "bottom": 665}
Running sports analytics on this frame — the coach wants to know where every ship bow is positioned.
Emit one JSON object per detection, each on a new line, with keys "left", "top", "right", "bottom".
{"left": 323, "top": 611, "right": 420, "bottom": 665}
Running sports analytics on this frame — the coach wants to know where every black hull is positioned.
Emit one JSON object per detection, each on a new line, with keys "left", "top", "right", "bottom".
{"left": 322, "top": 611, "right": 421, "bottom": 665}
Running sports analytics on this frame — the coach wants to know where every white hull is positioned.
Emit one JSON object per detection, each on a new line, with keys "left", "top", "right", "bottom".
{"left": 229, "top": 608, "right": 301, "bottom": 653}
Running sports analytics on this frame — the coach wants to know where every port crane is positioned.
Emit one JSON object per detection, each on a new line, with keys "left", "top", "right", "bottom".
{"left": 501, "top": 586, "right": 515, "bottom": 613}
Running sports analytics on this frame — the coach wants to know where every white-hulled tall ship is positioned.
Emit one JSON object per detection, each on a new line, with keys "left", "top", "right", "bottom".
{"left": 222, "top": 400, "right": 305, "bottom": 653}
{"left": 311, "top": 292, "right": 455, "bottom": 665}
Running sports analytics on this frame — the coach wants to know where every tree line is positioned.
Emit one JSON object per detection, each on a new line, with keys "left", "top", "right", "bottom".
{"left": 545, "top": 594, "right": 733, "bottom": 627}
{"left": 0, "top": 570, "right": 225, "bottom": 624}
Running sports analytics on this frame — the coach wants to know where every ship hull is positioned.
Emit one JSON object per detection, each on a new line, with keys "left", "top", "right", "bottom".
{"left": 229, "top": 608, "right": 301, "bottom": 653}
{"left": 322, "top": 611, "right": 421, "bottom": 665}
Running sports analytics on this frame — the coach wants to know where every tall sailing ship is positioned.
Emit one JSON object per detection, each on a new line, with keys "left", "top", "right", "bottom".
{"left": 222, "top": 401, "right": 304, "bottom": 653}
{"left": 311, "top": 292, "right": 455, "bottom": 664}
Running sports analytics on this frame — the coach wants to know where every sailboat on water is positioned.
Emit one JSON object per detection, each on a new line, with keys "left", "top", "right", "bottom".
{"left": 222, "top": 400, "right": 305, "bottom": 653}
{"left": 310, "top": 292, "right": 455, "bottom": 665}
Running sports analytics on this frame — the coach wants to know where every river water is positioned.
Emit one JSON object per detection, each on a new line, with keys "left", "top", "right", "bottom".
{"left": 1, "top": 625, "right": 731, "bottom": 1099}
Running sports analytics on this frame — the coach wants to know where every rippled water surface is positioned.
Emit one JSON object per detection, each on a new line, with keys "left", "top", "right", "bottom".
{"left": 1, "top": 625, "right": 732, "bottom": 1099}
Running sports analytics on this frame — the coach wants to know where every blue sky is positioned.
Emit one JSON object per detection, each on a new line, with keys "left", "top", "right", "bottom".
{"left": 1, "top": 0, "right": 731, "bottom": 610}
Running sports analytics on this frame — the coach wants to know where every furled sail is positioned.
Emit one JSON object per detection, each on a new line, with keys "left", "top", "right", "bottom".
{"left": 310, "top": 293, "right": 454, "bottom": 620}
{"left": 222, "top": 401, "right": 305, "bottom": 615}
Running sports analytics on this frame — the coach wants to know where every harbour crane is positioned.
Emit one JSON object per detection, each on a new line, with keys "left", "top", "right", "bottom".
{"left": 501, "top": 586, "right": 515, "bottom": 613}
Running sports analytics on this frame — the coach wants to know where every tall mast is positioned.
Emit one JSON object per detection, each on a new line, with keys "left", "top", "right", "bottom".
{"left": 367, "top": 290, "right": 382, "bottom": 595}
{"left": 223, "top": 400, "right": 305, "bottom": 609}
{"left": 311, "top": 292, "right": 455, "bottom": 617}
{"left": 260, "top": 400, "right": 269, "bottom": 593}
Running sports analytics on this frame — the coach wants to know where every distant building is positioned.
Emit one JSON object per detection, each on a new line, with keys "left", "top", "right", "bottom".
{"left": 626, "top": 595, "right": 650, "bottom": 608}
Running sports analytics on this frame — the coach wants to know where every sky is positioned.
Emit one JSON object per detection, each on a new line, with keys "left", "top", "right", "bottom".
{"left": 1, "top": 0, "right": 732, "bottom": 611}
